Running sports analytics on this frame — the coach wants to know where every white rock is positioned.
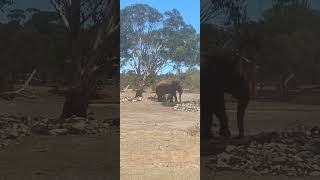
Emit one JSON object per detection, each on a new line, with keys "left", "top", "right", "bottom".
{"left": 310, "top": 171, "right": 320, "bottom": 176}
{"left": 48, "top": 129, "right": 68, "bottom": 135}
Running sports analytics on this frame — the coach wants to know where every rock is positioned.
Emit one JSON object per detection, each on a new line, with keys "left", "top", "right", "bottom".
{"left": 292, "top": 155, "right": 303, "bottom": 162}
{"left": 216, "top": 160, "right": 231, "bottom": 169}
{"left": 8, "top": 126, "right": 19, "bottom": 139}
{"left": 67, "top": 116, "right": 87, "bottom": 123}
{"left": 225, "top": 145, "right": 236, "bottom": 153}
{"left": 310, "top": 171, "right": 320, "bottom": 176}
{"left": 48, "top": 129, "right": 68, "bottom": 136}
{"left": 297, "top": 151, "right": 313, "bottom": 159}
{"left": 103, "top": 123, "right": 110, "bottom": 129}
{"left": 31, "top": 123, "right": 48, "bottom": 135}
{"left": 272, "top": 156, "right": 286, "bottom": 163}
{"left": 217, "top": 152, "right": 231, "bottom": 162}
{"left": 173, "top": 101, "right": 200, "bottom": 112}
{"left": 312, "top": 164, "right": 320, "bottom": 171}
{"left": 260, "top": 169, "right": 269, "bottom": 174}
{"left": 70, "top": 121, "right": 86, "bottom": 134}
{"left": 18, "top": 124, "right": 29, "bottom": 134}
{"left": 0, "top": 114, "right": 114, "bottom": 150}
{"left": 204, "top": 126, "right": 320, "bottom": 176}
{"left": 313, "top": 155, "right": 320, "bottom": 161}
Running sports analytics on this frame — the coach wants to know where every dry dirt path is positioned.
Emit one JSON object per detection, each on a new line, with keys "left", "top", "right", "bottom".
{"left": 2, "top": 95, "right": 320, "bottom": 180}
{"left": 120, "top": 99, "right": 200, "bottom": 180}
{"left": 225, "top": 101, "right": 320, "bottom": 136}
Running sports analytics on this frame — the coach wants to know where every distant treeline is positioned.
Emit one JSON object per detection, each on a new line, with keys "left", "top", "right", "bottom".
{"left": 120, "top": 68, "right": 199, "bottom": 92}
{"left": 0, "top": 9, "right": 118, "bottom": 87}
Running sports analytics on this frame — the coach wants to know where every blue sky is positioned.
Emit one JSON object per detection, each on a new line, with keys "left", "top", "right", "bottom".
{"left": 2, "top": 0, "right": 320, "bottom": 23}
{"left": 121, "top": 0, "right": 199, "bottom": 33}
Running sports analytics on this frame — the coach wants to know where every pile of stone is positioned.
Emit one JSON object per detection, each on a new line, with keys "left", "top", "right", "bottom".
{"left": 0, "top": 115, "right": 31, "bottom": 148}
{"left": 173, "top": 100, "right": 200, "bottom": 112}
{"left": 205, "top": 127, "right": 320, "bottom": 176}
{"left": 120, "top": 93, "right": 143, "bottom": 104}
{"left": 31, "top": 116, "right": 118, "bottom": 136}
{"left": 0, "top": 115, "right": 119, "bottom": 149}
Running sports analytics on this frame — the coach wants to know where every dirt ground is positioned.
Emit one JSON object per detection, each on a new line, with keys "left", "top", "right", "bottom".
{"left": 1, "top": 88, "right": 320, "bottom": 179}
{"left": 120, "top": 90, "right": 200, "bottom": 180}
{"left": 0, "top": 94, "right": 119, "bottom": 180}
{"left": 121, "top": 90, "right": 320, "bottom": 180}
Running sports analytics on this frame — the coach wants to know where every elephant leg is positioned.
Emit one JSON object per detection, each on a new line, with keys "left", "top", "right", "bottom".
{"left": 157, "top": 93, "right": 163, "bottom": 102}
{"left": 200, "top": 100, "right": 213, "bottom": 139}
{"left": 237, "top": 97, "right": 249, "bottom": 138}
{"left": 214, "top": 92, "right": 231, "bottom": 138}
{"left": 173, "top": 92, "right": 177, "bottom": 102}
{"left": 166, "top": 94, "right": 171, "bottom": 102}
{"left": 169, "top": 94, "right": 173, "bottom": 102}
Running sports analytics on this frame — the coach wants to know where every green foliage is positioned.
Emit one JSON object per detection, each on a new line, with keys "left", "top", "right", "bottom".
{"left": 179, "top": 68, "right": 200, "bottom": 91}
{"left": 120, "top": 70, "right": 138, "bottom": 90}
{"left": 256, "top": 1, "right": 320, "bottom": 83}
{"left": 121, "top": 4, "right": 199, "bottom": 90}
{"left": 0, "top": 3, "right": 118, "bottom": 87}
{"left": 0, "top": 9, "right": 70, "bottom": 82}
{"left": 121, "top": 67, "right": 200, "bottom": 92}
{"left": 204, "top": 0, "right": 320, "bottom": 85}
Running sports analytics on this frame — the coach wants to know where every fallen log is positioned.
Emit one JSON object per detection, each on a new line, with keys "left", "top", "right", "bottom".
{"left": 0, "top": 69, "right": 37, "bottom": 100}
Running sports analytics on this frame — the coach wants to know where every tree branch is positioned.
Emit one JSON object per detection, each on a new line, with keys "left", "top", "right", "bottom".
{"left": 0, "top": 69, "right": 37, "bottom": 100}
{"left": 50, "top": 0, "right": 71, "bottom": 30}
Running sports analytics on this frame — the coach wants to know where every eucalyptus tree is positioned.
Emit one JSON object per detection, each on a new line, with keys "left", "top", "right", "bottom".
{"left": 50, "top": 0, "right": 119, "bottom": 118}
{"left": 121, "top": 4, "right": 199, "bottom": 97}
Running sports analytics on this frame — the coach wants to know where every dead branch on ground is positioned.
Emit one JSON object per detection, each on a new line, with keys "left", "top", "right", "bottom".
{"left": 0, "top": 69, "right": 37, "bottom": 100}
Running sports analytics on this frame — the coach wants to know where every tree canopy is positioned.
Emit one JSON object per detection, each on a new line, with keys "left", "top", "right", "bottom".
{"left": 120, "top": 4, "right": 199, "bottom": 93}
{"left": 203, "top": 0, "right": 320, "bottom": 85}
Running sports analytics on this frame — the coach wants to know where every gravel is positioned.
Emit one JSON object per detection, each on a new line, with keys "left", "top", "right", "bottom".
{"left": 0, "top": 114, "right": 119, "bottom": 149}
{"left": 204, "top": 126, "right": 320, "bottom": 176}
{"left": 173, "top": 100, "right": 200, "bottom": 112}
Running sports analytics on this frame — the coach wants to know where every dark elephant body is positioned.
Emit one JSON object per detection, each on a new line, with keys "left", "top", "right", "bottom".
{"left": 155, "top": 80, "right": 183, "bottom": 103}
{"left": 201, "top": 54, "right": 250, "bottom": 138}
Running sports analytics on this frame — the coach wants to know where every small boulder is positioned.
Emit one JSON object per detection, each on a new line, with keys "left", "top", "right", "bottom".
{"left": 48, "top": 129, "right": 68, "bottom": 136}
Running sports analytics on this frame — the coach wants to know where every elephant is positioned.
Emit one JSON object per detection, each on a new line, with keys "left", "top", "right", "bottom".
{"left": 155, "top": 79, "right": 183, "bottom": 103}
{"left": 201, "top": 54, "right": 250, "bottom": 138}
{"left": 165, "top": 93, "right": 174, "bottom": 102}
{"left": 161, "top": 93, "right": 176, "bottom": 102}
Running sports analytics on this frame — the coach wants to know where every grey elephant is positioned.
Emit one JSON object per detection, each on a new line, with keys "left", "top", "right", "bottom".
{"left": 155, "top": 79, "right": 183, "bottom": 103}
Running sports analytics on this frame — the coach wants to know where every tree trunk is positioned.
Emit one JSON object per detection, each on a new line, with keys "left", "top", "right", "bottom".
{"left": 60, "top": 0, "right": 86, "bottom": 119}
{"left": 60, "top": 87, "right": 88, "bottom": 119}
{"left": 135, "top": 76, "right": 147, "bottom": 97}
{"left": 135, "top": 89, "right": 143, "bottom": 98}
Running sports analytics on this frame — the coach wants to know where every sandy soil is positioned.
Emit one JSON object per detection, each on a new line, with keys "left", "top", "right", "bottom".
{"left": 120, "top": 91, "right": 200, "bottom": 180}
